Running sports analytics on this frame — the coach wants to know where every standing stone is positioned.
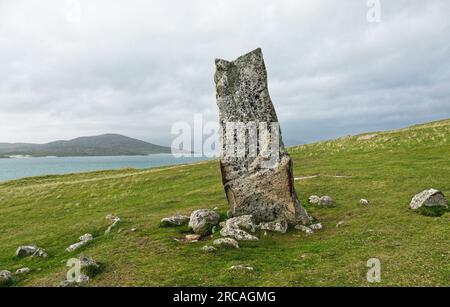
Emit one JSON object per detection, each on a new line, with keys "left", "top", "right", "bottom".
{"left": 214, "top": 48, "right": 311, "bottom": 226}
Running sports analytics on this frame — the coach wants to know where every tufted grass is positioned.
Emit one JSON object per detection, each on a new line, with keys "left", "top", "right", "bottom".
{"left": 0, "top": 119, "right": 449, "bottom": 287}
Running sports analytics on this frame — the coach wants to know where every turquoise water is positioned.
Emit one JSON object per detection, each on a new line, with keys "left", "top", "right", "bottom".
{"left": 0, "top": 155, "right": 209, "bottom": 182}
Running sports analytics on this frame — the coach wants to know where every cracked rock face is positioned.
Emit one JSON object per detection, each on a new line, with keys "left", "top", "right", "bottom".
{"left": 214, "top": 48, "right": 310, "bottom": 226}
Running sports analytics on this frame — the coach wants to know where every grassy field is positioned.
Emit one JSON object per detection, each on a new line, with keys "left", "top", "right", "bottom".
{"left": 1, "top": 119, "right": 449, "bottom": 287}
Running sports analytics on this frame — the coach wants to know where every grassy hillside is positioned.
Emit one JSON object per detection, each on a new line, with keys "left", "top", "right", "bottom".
{"left": 0, "top": 119, "right": 449, "bottom": 287}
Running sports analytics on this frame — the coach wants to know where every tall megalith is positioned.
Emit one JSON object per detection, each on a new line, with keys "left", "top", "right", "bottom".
{"left": 214, "top": 48, "right": 311, "bottom": 226}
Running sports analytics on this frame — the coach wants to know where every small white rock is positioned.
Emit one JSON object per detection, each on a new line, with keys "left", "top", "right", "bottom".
{"left": 15, "top": 267, "right": 30, "bottom": 275}
{"left": 359, "top": 199, "right": 370, "bottom": 206}
{"left": 295, "top": 225, "right": 314, "bottom": 235}
{"left": 309, "top": 223, "right": 323, "bottom": 230}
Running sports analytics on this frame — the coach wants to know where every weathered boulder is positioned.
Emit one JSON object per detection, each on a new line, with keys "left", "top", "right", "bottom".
{"left": 0, "top": 270, "right": 13, "bottom": 286}
{"left": 213, "top": 238, "right": 240, "bottom": 249}
{"left": 16, "top": 246, "right": 48, "bottom": 258}
{"left": 160, "top": 214, "right": 190, "bottom": 227}
{"left": 319, "top": 196, "right": 334, "bottom": 207}
{"left": 220, "top": 215, "right": 259, "bottom": 241}
{"left": 105, "top": 214, "right": 120, "bottom": 235}
{"left": 189, "top": 209, "right": 220, "bottom": 236}
{"left": 258, "top": 219, "right": 288, "bottom": 234}
{"left": 202, "top": 245, "right": 217, "bottom": 253}
{"left": 79, "top": 255, "right": 101, "bottom": 277}
{"left": 15, "top": 267, "right": 30, "bottom": 275}
{"left": 295, "top": 225, "right": 314, "bottom": 235}
{"left": 214, "top": 48, "right": 311, "bottom": 226}
{"left": 309, "top": 195, "right": 320, "bottom": 205}
{"left": 309, "top": 223, "right": 323, "bottom": 230}
{"left": 410, "top": 189, "right": 448, "bottom": 210}
{"left": 66, "top": 234, "right": 93, "bottom": 252}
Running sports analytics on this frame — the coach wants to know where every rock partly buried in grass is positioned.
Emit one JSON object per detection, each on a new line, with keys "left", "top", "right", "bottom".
{"left": 213, "top": 238, "right": 240, "bottom": 249}
{"left": 229, "top": 265, "right": 254, "bottom": 271}
{"left": 258, "top": 219, "right": 288, "bottom": 234}
{"left": 220, "top": 215, "right": 259, "bottom": 241}
{"left": 309, "top": 195, "right": 320, "bottom": 205}
{"left": 189, "top": 209, "right": 220, "bottom": 236}
{"left": 66, "top": 234, "right": 93, "bottom": 252}
{"left": 0, "top": 270, "right": 13, "bottom": 287}
{"left": 359, "top": 199, "right": 370, "bottom": 206}
{"left": 104, "top": 214, "right": 121, "bottom": 235}
{"left": 309, "top": 223, "right": 323, "bottom": 231}
{"left": 319, "top": 196, "right": 334, "bottom": 207}
{"left": 16, "top": 246, "right": 48, "bottom": 258}
{"left": 214, "top": 48, "right": 311, "bottom": 226}
{"left": 202, "top": 245, "right": 217, "bottom": 253}
{"left": 160, "top": 214, "right": 190, "bottom": 227}
{"left": 185, "top": 234, "right": 201, "bottom": 242}
{"left": 60, "top": 255, "right": 101, "bottom": 287}
{"left": 410, "top": 189, "right": 448, "bottom": 216}
{"left": 295, "top": 225, "right": 314, "bottom": 235}
{"left": 15, "top": 267, "right": 30, "bottom": 275}
{"left": 79, "top": 255, "right": 102, "bottom": 278}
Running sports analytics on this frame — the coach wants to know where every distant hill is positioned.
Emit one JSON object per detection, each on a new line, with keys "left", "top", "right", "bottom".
{"left": 0, "top": 134, "right": 172, "bottom": 157}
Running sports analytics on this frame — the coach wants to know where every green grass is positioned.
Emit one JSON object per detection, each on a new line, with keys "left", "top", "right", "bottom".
{"left": 1, "top": 119, "right": 449, "bottom": 287}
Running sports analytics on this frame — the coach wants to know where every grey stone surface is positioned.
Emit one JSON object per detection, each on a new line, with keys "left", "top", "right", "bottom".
{"left": 319, "top": 196, "right": 334, "bottom": 206}
{"left": 229, "top": 265, "right": 254, "bottom": 271}
{"left": 309, "top": 223, "right": 323, "bottom": 230}
{"left": 15, "top": 267, "right": 30, "bottom": 275}
{"left": 359, "top": 199, "right": 370, "bottom": 206}
{"left": 16, "top": 246, "right": 48, "bottom": 258}
{"left": 202, "top": 245, "right": 217, "bottom": 253}
{"left": 104, "top": 214, "right": 120, "bottom": 235}
{"left": 160, "top": 214, "right": 190, "bottom": 227}
{"left": 294, "top": 225, "right": 314, "bottom": 235}
{"left": 220, "top": 215, "right": 259, "bottom": 241}
{"left": 213, "top": 238, "right": 240, "bottom": 249}
{"left": 189, "top": 209, "right": 220, "bottom": 236}
{"left": 66, "top": 234, "right": 93, "bottom": 252}
{"left": 214, "top": 48, "right": 311, "bottom": 226}
{"left": 0, "top": 270, "right": 13, "bottom": 286}
{"left": 309, "top": 195, "right": 320, "bottom": 205}
{"left": 258, "top": 219, "right": 288, "bottom": 233}
{"left": 409, "top": 189, "right": 448, "bottom": 210}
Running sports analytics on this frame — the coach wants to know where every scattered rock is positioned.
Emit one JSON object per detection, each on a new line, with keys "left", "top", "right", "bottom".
{"left": 220, "top": 215, "right": 259, "bottom": 241}
{"left": 336, "top": 221, "right": 346, "bottom": 228}
{"left": 229, "top": 265, "right": 254, "bottom": 271}
{"left": 213, "top": 238, "right": 239, "bottom": 249}
{"left": 15, "top": 267, "right": 30, "bottom": 275}
{"left": 309, "top": 223, "right": 323, "bottom": 230}
{"left": 189, "top": 209, "right": 220, "bottom": 236}
{"left": 130, "top": 228, "right": 137, "bottom": 232}
{"left": 16, "top": 246, "right": 48, "bottom": 258}
{"left": 295, "top": 225, "right": 314, "bottom": 235}
{"left": 319, "top": 196, "right": 334, "bottom": 207}
{"left": 66, "top": 234, "right": 93, "bottom": 252}
{"left": 60, "top": 274, "right": 90, "bottom": 287}
{"left": 0, "top": 270, "right": 13, "bottom": 286}
{"left": 79, "top": 255, "right": 101, "bottom": 277}
{"left": 202, "top": 246, "right": 217, "bottom": 253}
{"left": 105, "top": 214, "right": 121, "bottom": 235}
{"left": 359, "top": 199, "right": 370, "bottom": 206}
{"left": 185, "top": 234, "right": 201, "bottom": 242}
{"left": 160, "top": 214, "right": 190, "bottom": 227}
{"left": 215, "top": 48, "right": 311, "bottom": 226}
{"left": 258, "top": 219, "right": 288, "bottom": 234}
{"left": 309, "top": 195, "right": 320, "bottom": 205}
{"left": 409, "top": 189, "right": 448, "bottom": 210}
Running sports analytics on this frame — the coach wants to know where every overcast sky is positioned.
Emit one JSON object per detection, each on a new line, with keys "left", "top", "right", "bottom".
{"left": 0, "top": 0, "right": 449, "bottom": 146}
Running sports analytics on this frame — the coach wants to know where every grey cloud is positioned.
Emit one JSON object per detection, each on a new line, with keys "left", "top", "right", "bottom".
{"left": 0, "top": 0, "right": 449, "bottom": 146}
